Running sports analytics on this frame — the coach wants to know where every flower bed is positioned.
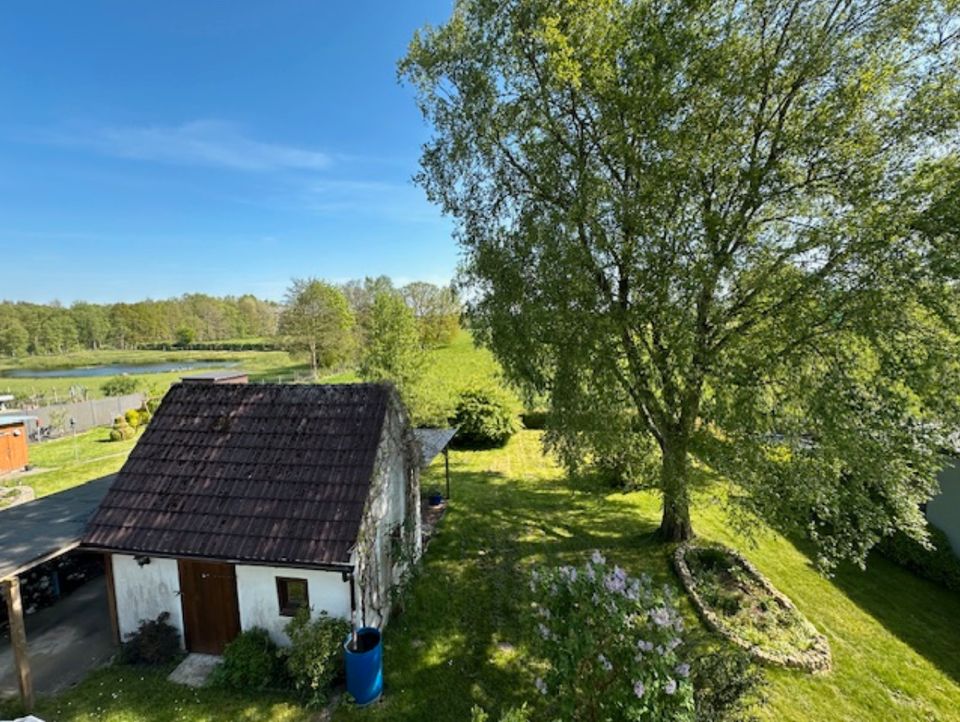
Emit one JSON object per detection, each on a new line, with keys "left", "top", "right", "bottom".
{"left": 674, "top": 543, "right": 831, "bottom": 673}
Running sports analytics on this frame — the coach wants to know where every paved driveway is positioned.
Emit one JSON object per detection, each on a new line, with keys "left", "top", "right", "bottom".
{"left": 0, "top": 576, "right": 115, "bottom": 700}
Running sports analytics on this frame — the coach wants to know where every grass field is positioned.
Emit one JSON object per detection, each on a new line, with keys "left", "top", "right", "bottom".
{"left": 0, "top": 427, "right": 140, "bottom": 503}
{"left": 3, "top": 335, "right": 959, "bottom": 721}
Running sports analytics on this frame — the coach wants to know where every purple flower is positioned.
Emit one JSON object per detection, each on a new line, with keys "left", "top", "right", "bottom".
{"left": 535, "top": 677, "right": 548, "bottom": 695}
{"left": 604, "top": 573, "right": 626, "bottom": 594}
{"left": 664, "top": 678, "right": 677, "bottom": 695}
{"left": 633, "top": 680, "right": 646, "bottom": 698}
{"left": 637, "top": 639, "right": 654, "bottom": 653}
{"left": 666, "top": 637, "right": 681, "bottom": 652}
{"left": 537, "top": 623, "right": 551, "bottom": 640}
{"left": 676, "top": 663, "right": 690, "bottom": 678}
{"left": 591, "top": 550, "right": 606, "bottom": 566}
{"left": 597, "top": 654, "right": 613, "bottom": 672}
{"left": 585, "top": 564, "right": 597, "bottom": 581}
{"left": 650, "top": 607, "right": 672, "bottom": 627}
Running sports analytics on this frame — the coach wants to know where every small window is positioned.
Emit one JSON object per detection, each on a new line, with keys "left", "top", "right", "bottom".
{"left": 276, "top": 577, "right": 309, "bottom": 617}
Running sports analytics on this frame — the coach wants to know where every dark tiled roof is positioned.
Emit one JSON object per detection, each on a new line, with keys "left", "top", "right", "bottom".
{"left": 83, "top": 382, "right": 392, "bottom": 567}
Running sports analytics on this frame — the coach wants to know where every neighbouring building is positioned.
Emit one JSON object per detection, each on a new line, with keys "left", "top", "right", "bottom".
{"left": 82, "top": 380, "right": 422, "bottom": 654}
{"left": 0, "top": 417, "right": 30, "bottom": 475}
{"left": 927, "top": 456, "right": 960, "bottom": 555}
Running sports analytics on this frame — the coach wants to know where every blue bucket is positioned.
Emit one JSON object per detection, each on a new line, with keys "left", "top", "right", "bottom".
{"left": 344, "top": 627, "right": 383, "bottom": 706}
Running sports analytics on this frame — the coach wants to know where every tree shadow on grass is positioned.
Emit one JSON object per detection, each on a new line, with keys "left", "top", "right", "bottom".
{"left": 827, "top": 553, "right": 960, "bottom": 684}
{"left": 750, "top": 517, "right": 960, "bottom": 686}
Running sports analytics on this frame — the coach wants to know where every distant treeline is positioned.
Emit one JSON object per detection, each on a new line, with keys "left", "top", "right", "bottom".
{"left": 0, "top": 295, "right": 280, "bottom": 356}
{"left": 0, "top": 278, "right": 461, "bottom": 357}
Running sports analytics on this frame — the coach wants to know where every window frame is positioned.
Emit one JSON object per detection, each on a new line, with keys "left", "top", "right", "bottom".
{"left": 276, "top": 576, "right": 310, "bottom": 617}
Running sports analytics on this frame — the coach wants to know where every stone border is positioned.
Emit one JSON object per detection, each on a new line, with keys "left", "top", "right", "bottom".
{"left": 674, "top": 542, "right": 831, "bottom": 673}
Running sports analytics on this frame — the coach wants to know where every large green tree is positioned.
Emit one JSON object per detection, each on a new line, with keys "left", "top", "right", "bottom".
{"left": 403, "top": 0, "right": 960, "bottom": 564}
{"left": 402, "top": 281, "right": 462, "bottom": 347}
{"left": 358, "top": 290, "right": 426, "bottom": 401}
{"left": 279, "top": 279, "right": 356, "bottom": 376}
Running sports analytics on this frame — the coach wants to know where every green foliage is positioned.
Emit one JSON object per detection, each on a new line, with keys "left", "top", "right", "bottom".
{"left": 279, "top": 278, "right": 356, "bottom": 376}
{"left": 124, "top": 408, "right": 141, "bottom": 429}
{"left": 529, "top": 552, "right": 695, "bottom": 721}
{"left": 877, "top": 522, "right": 960, "bottom": 593}
{"left": 120, "top": 612, "right": 181, "bottom": 666}
{"left": 212, "top": 627, "right": 289, "bottom": 691}
{"left": 402, "top": 0, "right": 960, "bottom": 564}
{"left": 175, "top": 326, "right": 197, "bottom": 347}
{"left": 401, "top": 281, "right": 461, "bottom": 347}
{"left": 0, "top": 295, "right": 280, "bottom": 356}
{"left": 101, "top": 375, "right": 140, "bottom": 397}
{"left": 691, "top": 645, "right": 767, "bottom": 722}
{"left": 284, "top": 609, "right": 351, "bottom": 709}
{"left": 470, "top": 704, "right": 531, "bottom": 722}
{"left": 108, "top": 414, "right": 136, "bottom": 442}
{"left": 358, "top": 290, "right": 425, "bottom": 400}
{"left": 451, "top": 387, "right": 519, "bottom": 448}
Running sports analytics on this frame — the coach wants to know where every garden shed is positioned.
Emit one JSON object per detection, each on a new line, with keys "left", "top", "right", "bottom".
{"left": 82, "top": 380, "right": 424, "bottom": 654}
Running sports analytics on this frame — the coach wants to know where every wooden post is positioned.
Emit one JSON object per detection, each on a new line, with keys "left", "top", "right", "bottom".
{"left": 2, "top": 576, "right": 34, "bottom": 712}
{"left": 444, "top": 447, "right": 450, "bottom": 500}
{"left": 103, "top": 553, "right": 120, "bottom": 645}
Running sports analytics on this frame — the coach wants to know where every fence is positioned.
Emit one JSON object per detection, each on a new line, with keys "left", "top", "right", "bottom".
{"left": 1, "top": 392, "right": 146, "bottom": 441}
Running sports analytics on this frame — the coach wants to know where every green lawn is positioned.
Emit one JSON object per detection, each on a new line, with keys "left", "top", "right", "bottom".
{"left": 0, "top": 665, "right": 313, "bottom": 722}
{"left": 332, "top": 432, "right": 960, "bottom": 722}
{"left": 4, "top": 432, "right": 959, "bottom": 721}
{"left": 0, "top": 427, "right": 139, "bottom": 505}
{"left": 4, "top": 336, "right": 959, "bottom": 721}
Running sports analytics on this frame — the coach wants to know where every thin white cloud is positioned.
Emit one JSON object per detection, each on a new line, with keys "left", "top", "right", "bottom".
{"left": 43, "top": 120, "right": 330, "bottom": 172}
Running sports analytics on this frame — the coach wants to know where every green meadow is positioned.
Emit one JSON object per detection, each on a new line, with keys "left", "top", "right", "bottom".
{"left": 2, "top": 333, "right": 958, "bottom": 721}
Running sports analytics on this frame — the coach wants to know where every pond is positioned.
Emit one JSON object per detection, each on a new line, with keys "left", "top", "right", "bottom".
{"left": 0, "top": 360, "right": 238, "bottom": 379}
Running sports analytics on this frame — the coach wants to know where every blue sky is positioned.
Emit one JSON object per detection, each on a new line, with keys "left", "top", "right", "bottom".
{"left": 0, "top": 1, "right": 456, "bottom": 304}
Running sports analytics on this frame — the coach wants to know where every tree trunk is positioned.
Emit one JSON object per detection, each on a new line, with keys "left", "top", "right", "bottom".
{"left": 657, "top": 436, "right": 694, "bottom": 542}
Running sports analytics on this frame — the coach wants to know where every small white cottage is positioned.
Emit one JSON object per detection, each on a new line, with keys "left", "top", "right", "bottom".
{"left": 82, "top": 380, "right": 423, "bottom": 653}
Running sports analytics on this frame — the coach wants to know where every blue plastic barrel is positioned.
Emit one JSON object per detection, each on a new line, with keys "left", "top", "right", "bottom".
{"left": 344, "top": 627, "right": 383, "bottom": 706}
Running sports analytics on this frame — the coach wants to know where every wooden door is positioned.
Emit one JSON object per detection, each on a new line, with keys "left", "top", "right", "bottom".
{"left": 178, "top": 560, "right": 240, "bottom": 654}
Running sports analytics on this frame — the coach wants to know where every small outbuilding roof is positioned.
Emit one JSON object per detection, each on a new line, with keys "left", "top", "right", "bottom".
{"left": 0, "top": 475, "right": 116, "bottom": 580}
{"left": 414, "top": 428, "right": 457, "bottom": 466}
{"left": 83, "top": 382, "right": 395, "bottom": 568}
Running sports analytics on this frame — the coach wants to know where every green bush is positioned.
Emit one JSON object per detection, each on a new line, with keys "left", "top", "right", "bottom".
{"left": 120, "top": 612, "right": 181, "bottom": 665}
{"left": 101, "top": 375, "right": 140, "bottom": 397}
{"left": 877, "top": 523, "right": 960, "bottom": 592}
{"left": 284, "top": 609, "right": 351, "bottom": 708}
{"left": 146, "top": 396, "right": 162, "bottom": 414}
{"left": 124, "top": 408, "right": 141, "bottom": 429}
{"left": 212, "top": 627, "right": 288, "bottom": 691}
{"left": 108, "top": 415, "right": 136, "bottom": 442}
{"left": 450, "top": 387, "right": 519, "bottom": 448}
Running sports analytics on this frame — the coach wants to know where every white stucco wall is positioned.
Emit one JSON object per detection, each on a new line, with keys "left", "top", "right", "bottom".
{"left": 235, "top": 564, "right": 352, "bottom": 645}
{"left": 111, "top": 554, "right": 185, "bottom": 646}
{"left": 927, "top": 457, "right": 960, "bottom": 555}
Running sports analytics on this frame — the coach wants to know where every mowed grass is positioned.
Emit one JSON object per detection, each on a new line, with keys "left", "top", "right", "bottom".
{"left": 0, "top": 427, "right": 140, "bottom": 503}
{"left": 335, "top": 432, "right": 960, "bottom": 722}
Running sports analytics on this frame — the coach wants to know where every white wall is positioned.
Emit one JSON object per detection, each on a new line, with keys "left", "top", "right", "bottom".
{"left": 111, "top": 554, "right": 184, "bottom": 646}
{"left": 235, "top": 564, "right": 352, "bottom": 645}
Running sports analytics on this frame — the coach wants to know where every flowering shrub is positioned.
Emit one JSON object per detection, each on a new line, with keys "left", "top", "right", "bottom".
{"left": 529, "top": 552, "right": 695, "bottom": 721}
